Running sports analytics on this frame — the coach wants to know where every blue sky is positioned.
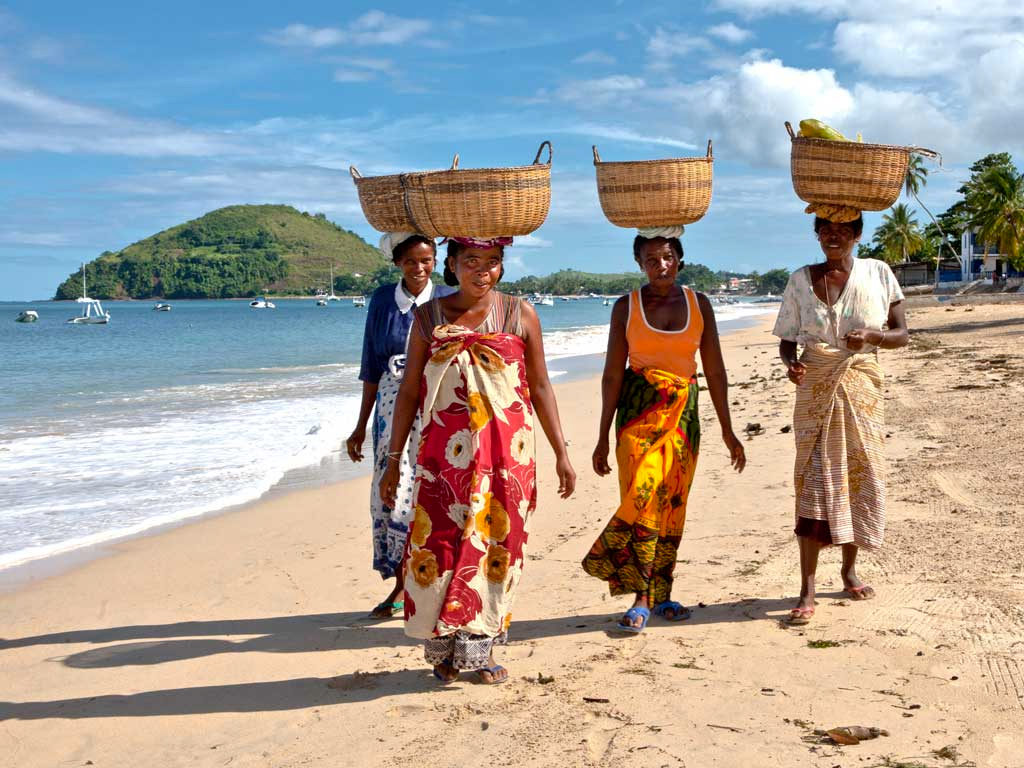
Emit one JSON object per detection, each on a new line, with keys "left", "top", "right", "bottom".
{"left": 1, "top": 0, "right": 1022, "bottom": 300}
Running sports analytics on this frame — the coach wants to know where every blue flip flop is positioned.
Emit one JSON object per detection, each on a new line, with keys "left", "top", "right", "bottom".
{"left": 475, "top": 664, "right": 508, "bottom": 685}
{"left": 653, "top": 601, "right": 691, "bottom": 622}
{"left": 615, "top": 606, "right": 650, "bottom": 634}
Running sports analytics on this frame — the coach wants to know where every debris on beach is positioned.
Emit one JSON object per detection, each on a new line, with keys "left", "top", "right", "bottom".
{"left": 822, "top": 725, "right": 888, "bottom": 745}
{"left": 743, "top": 422, "right": 765, "bottom": 437}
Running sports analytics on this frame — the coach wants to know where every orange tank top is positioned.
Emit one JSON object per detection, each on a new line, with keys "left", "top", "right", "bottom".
{"left": 626, "top": 286, "right": 704, "bottom": 378}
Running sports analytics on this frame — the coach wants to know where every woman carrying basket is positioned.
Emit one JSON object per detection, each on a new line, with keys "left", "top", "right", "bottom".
{"left": 380, "top": 236, "right": 576, "bottom": 684}
{"left": 346, "top": 233, "right": 453, "bottom": 618}
{"left": 773, "top": 212, "right": 908, "bottom": 625}
{"left": 584, "top": 228, "right": 746, "bottom": 634}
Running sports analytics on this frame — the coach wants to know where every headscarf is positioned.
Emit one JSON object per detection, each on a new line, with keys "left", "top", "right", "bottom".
{"left": 804, "top": 203, "right": 861, "bottom": 223}
{"left": 445, "top": 236, "right": 513, "bottom": 249}
{"left": 378, "top": 231, "right": 418, "bottom": 257}
{"left": 637, "top": 225, "right": 685, "bottom": 239}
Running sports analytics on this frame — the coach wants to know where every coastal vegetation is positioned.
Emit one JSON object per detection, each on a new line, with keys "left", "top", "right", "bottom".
{"left": 54, "top": 205, "right": 387, "bottom": 300}
{"left": 858, "top": 152, "right": 1024, "bottom": 270}
{"left": 53, "top": 204, "right": 790, "bottom": 300}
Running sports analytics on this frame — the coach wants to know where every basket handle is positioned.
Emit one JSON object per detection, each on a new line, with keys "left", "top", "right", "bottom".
{"left": 450, "top": 154, "right": 460, "bottom": 170}
{"left": 785, "top": 121, "right": 796, "bottom": 140}
{"left": 349, "top": 165, "right": 362, "bottom": 179}
{"left": 910, "top": 147, "right": 940, "bottom": 160}
{"left": 706, "top": 139, "right": 713, "bottom": 159}
{"left": 533, "top": 140, "right": 553, "bottom": 165}
{"left": 592, "top": 145, "right": 601, "bottom": 165}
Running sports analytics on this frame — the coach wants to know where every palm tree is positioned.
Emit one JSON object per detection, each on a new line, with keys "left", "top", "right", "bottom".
{"left": 904, "top": 154, "right": 928, "bottom": 198}
{"left": 874, "top": 204, "right": 925, "bottom": 264}
{"left": 903, "top": 153, "right": 953, "bottom": 286}
{"left": 968, "top": 165, "right": 1024, "bottom": 271}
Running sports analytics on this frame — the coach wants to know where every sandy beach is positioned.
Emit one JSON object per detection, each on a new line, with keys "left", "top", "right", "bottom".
{"left": 2, "top": 302, "right": 1023, "bottom": 767}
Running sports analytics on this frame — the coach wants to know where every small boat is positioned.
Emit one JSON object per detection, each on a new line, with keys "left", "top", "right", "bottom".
{"left": 602, "top": 298, "right": 611, "bottom": 306}
{"left": 153, "top": 303, "right": 171, "bottom": 311}
{"left": 67, "top": 263, "right": 110, "bottom": 324}
{"left": 316, "top": 299, "right": 327, "bottom": 307}
{"left": 15, "top": 310, "right": 38, "bottom": 323}
{"left": 528, "top": 293, "right": 554, "bottom": 307}
{"left": 326, "top": 266, "right": 341, "bottom": 301}
{"left": 250, "top": 297, "right": 276, "bottom": 309}
{"left": 352, "top": 296, "right": 366, "bottom": 308}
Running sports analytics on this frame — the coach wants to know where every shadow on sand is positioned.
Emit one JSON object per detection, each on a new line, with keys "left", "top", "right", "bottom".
{"left": 0, "top": 595, "right": 813, "bottom": 720}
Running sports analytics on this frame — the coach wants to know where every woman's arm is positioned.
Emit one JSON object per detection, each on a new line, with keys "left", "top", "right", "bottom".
{"left": 347, "top": 290, "right": 384, "bottom": 461}
{"left": 844, "top": 301, "right": 909, "bottom": 351}
{"left": 520, "top": 300, "right": 576, "bottom": 499}
{"left": 779, "top": 340, "right": 806, "bottom": 385}
{"left": 697, "top": 293, "right": 746, "bottom": 473}
{"left": 378, "top": 313, "right": 431, "bottom": 507}
{"left": 593, "top": 297, "right": 629, "bottom": 476}
{"left": 345, "top": 381, "right": 379, "bottom": 462}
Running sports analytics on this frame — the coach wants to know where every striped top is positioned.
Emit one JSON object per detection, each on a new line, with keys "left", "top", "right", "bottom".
{"left": 415, "top": 291, "right": 524, "bottom": 340}
{"left": 626, "top": 286, "right": 703, "bottom": 378}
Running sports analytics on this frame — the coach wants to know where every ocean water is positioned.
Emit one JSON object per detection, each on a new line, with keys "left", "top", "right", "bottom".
{"left": 0, "top": 295, "right": 778, "bottom": 569}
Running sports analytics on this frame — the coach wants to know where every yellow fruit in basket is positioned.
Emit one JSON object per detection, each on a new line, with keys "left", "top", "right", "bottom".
{"left": 798, "top": 119, "right": 848, "bottom": 141}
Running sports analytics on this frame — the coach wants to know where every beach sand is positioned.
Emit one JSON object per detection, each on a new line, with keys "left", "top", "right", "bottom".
{"left": 2, "top": 303, "right": 1023, "bottom": 767}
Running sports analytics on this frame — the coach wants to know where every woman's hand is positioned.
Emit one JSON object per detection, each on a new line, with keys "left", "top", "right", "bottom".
{"left": 723, "top": 431, "right": 746, "bottom": 473}
{"left": 379, "top": 460, "right": 400, "bottom": 507}
{"left": 592, "top": 437, "right": 612, "bottom": 476}
{"left": 842, "top": 327, "right": 881, "bottom": 352}
{"left": 556, "top": 454, "right": 577, "bottom": 498}
{"left": 786, "top": 359, "right": 807, "bottom": 385}
{"left": 345, "top": 427, "right": 366, "bottom": 462}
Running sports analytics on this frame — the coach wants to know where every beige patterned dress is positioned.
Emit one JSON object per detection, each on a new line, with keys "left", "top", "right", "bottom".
{"left": 772, "top": 259, "right": 904, "bottom": 549}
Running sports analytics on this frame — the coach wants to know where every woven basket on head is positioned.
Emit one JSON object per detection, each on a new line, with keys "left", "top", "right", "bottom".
{"left": 593, "top": 141, "right": 713, "bottom": 228}
{"left": 786, "top": 122, "right": 937, "bottom": 211}
{"left": 401, "top": 142, "right": 553, "bottom": 239}
{"left": 349, "top": 167, "right": 418, "bottom": 233}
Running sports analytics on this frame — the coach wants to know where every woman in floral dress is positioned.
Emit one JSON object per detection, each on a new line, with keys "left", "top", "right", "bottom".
{"left": 380, "top": 236, "right": 576, "bottom": 684}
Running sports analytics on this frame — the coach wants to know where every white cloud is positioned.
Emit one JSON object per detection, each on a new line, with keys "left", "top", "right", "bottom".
{"left": 573, "top": 50, "right": 617, "bottom": 66}
{"left": 0, "top": 230, "right": 73, "bottom": 247}
{"left": 647, "top": 27, "right": 713, "bottom": 71}
{"left": 264, "top": 24, "right": 345, "bottom": 48}
{"left": 581, "top": 123, "right": 698, "bottom": 151}
{"left": 26, "top": 37, "right": 63, "bottom": 61}
{"left": 707, "top": 22, "right": 753, "bottom": 44}
{"left": 511, "top": 234, "right": 553, "bottom": 248}
{"left": 556, "top": 75, "right": 646, "bottom": 107}
{"left": 265, "top": 12, "right": 431, "bottom": 49}
{"left": 0, "top": 72, "right": 238, "bottom": 157}
{"left": 333, "top": 69, "right": 377, "bottom": 83}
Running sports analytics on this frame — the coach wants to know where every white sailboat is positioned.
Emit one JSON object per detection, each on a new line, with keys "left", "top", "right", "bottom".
{"left": 326, "top": 266, "right": 340, "bottom": 301}
{"left": 67, "top": 263, "right": 110, "bottom": 324}
{"left": 249, "top": 296, "right": 276, "bottom": 309}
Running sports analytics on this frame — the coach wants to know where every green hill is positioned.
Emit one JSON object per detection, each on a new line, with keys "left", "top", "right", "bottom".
{"left": 54, "top": 205, "right": 388, "bottom": 299}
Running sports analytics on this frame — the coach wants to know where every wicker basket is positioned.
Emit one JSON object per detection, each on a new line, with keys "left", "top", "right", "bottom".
{"left": 349, "top": 167, "right": 418, "bottom": 233}
{"left": 401, "top": 142, "right": 553, "bottom": 238}
{"left": 593, "top": 141, "right": 713, "bottom": 228}
{"left": 787, "top": 122, "right": 937, "bottom": 211}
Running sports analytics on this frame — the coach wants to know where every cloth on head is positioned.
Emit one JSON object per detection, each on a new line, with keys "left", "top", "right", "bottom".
{"left": 804, "top": 203, "right": 861, "bottom": 223}
{"left": 448, "top": 236, "right": 513, "bottom": 249}
{"left": 379, "top": 232, "right": 418, "bottom": 257}
{"left": 637, "top": 225, "right": 685, "bottom": 239}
